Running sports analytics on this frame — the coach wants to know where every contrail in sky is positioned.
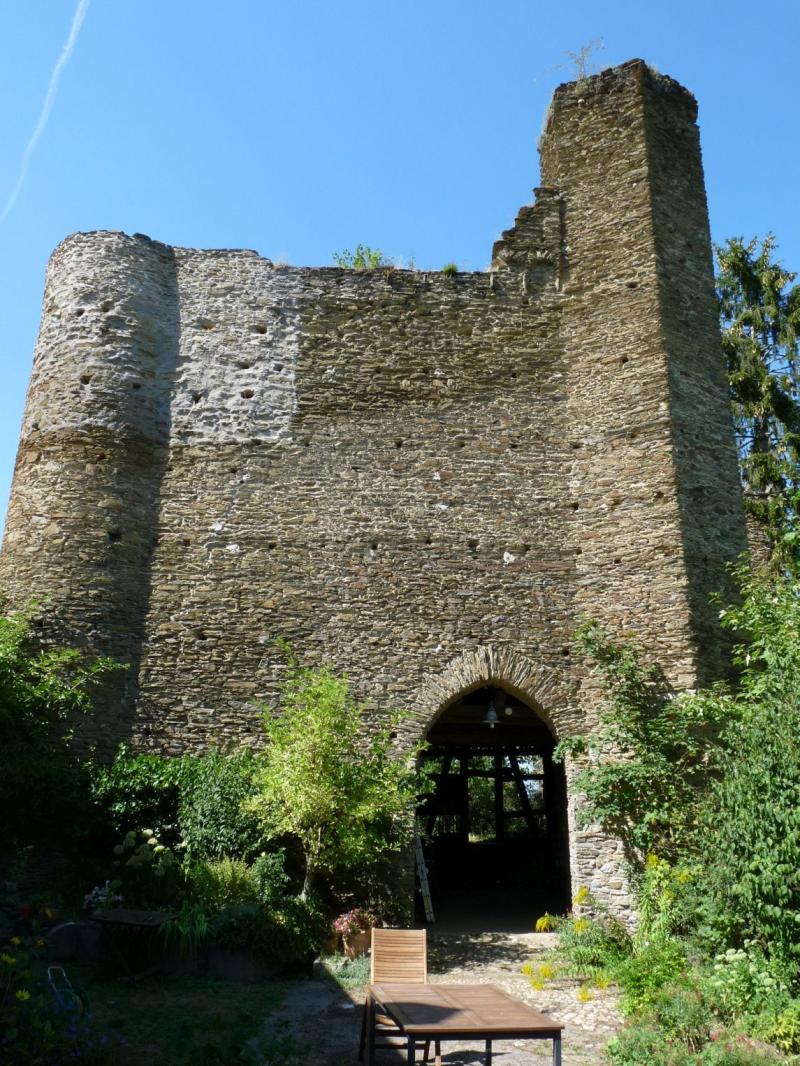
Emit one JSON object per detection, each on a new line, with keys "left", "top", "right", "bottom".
{"left": 0, "top": 0, "right": 91, "bottom": 225}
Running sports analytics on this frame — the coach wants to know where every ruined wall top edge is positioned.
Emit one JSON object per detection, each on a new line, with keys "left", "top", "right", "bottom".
{"left": 49, "top": 229, "right": 501, "bottom": 279}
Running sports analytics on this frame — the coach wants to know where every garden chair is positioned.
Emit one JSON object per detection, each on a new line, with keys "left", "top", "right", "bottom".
{"left": 358, "top": 927, "right": 440, "bottom": 1064}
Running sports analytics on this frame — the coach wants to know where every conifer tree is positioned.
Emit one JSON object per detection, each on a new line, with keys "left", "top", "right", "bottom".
{"left": 716, "top": 235, "right": 800, "bottom": 564}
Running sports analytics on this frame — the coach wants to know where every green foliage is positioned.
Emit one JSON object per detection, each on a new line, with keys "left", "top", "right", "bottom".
{"left": 111, "top": 828, "right": 181, "bottom": 908}
{"left": 562, "top": 569, "right": 800, "bottom": 1059}
{"left": 554, "top": 621, "right": 728, "bottom": 863}
{"left": 184, "top": 857, "right": 259, "bottom": 911}
{"left": 162, "top": 901, "right": 211, "bottom": 957}
{"left": 716, "top": 235, "right": 800, "bottom": 565}
{"left": 442, "top": 262, "right": 458, "bottom": 276}
{"left": 1, "top": 934, "right": 117, "bottom": 1064}
{"left": 700, "top": 945, "right": 789, "bottom": 1021}
{"left": 209, "top": 896, "right": 325, "bottom": 969}
{"left": 331, "top": 245, "right": 389, "bottom": 269}
{"left": 319, "top": 951, "right": 371, "bottom": 991}
{"left": 636, "top": 855, "right": 698, "bottom": 944}
{"left": 90, "top": 746, "right": 263, "bottom": 861}
{"left": 178, "top": 750, "right": 262, "bottom": 862}
{"left": 554, "top": 911, "right": 632, "bottom": 982}
{"left": 251, "top": 850, "right": 290, "bottom": 906}
{"left": 527, "top": 888, "right": 631, "bottom": 992}
{"left": 614, "top": 940, "right": 688, "bottom": 1015}
{"left": 0, "top": 604, "right": 115, "bottom": 850}
{"left": 606, "top": 1021, "right": 690, "bottom": 1065}
{"left": 607, "top": 1023, "right": 782, "bottom": 1065}
{"left": 250, "top": 662, "right": 421, "bottom": 898}
{"left": 697, "top": 571, "right": 800, "bottom": 971}
{"left": 647, "top": 983, "right": 714, "bottom": 1055}
{"left": 751, "top": 1000, "right": 800, "bottom": 1055}
{"left": 89, "top": 745, "right": 191, "bottom": 842}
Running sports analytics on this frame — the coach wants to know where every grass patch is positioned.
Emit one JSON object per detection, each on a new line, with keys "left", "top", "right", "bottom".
{"left": 318, "top": 953, "right": 370, "bottom": 992}
{"left": 70, "top": 966, "right": 285, "bottom": 1065}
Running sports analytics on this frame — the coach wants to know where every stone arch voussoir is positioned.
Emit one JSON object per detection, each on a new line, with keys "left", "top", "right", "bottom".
{"left": 408, "top": 645, "right": 572, "bottom": 746}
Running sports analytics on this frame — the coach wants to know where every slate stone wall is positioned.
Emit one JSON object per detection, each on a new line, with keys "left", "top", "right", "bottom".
{"left": 0, "top": 60, "right": 747, "bottom": 917}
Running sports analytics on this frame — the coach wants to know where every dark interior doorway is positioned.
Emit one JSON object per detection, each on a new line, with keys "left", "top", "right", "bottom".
{"left": 416, "top": 686, "right": 571, "bottom": 932}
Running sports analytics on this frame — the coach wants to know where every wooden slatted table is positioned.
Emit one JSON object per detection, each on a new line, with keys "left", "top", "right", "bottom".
{"left": 366, "top": 982, "right": 563, "bottom": 1065}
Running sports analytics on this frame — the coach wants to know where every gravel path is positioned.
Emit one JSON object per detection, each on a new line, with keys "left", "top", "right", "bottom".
{"left": 257, "top": 932, "right": 621, "bottom": 1065}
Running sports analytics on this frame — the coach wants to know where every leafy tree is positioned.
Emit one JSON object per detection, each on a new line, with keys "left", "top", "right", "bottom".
{"left": 332, "top": 244, "right": 389, "bottom": 269}
{"left": 716, "top": 235, "right": 800, "bottom": 563}
{"left": 698, "top": 569, "right": 800, "bottom": 967}
{"left": 249, "top": 662, "right": 420, "bottom": 899}
{"left": 0, "top": 603, "right": 114, "bottom": 849}
{"left": 554, "top": 622, "right": 729, "bottom": 864}
{"left": 559, "top": 568, "right": 800, "bottom": 984}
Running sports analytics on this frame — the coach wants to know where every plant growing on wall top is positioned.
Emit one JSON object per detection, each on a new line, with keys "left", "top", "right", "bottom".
{"left": 332, "top": 245, "right": 389, "bottom": 269}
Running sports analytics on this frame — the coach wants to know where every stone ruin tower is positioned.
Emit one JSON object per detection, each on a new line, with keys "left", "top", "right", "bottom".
{"left": 0, "top": 61, "right": 746, "bottom": 920}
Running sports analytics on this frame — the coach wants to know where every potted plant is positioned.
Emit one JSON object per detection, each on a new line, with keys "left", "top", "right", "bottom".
{"left": 333, "top": 908, "right": 378, "bottom": 959}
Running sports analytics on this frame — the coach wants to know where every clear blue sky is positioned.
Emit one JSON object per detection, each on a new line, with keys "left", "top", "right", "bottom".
{"left": 1, "top": 0, "right": 798, "bottom": 532}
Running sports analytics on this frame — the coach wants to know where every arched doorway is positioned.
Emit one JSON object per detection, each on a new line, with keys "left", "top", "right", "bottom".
{"left": 417, "top": 685, "right": 571, "bottom": 932}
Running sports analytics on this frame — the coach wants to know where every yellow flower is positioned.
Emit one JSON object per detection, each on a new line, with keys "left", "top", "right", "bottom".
{"left": 1, "top": 953, "right": 16, "bottom": 965}
{"left": 521, "top": 963, "right": 534, "bottom": 977}
{"left": 676, "top": 869, "right": 692, "bottom": 884}
{"left": 534, "top": 913, "right": 557, "bottom": 933}
{"left": 530, "top": 978, "right": 545, "bottom": 991}
{"left": 573, "top": 885, "right": 590, "bottom": 906}
{"left": 15, "top": 989, "right": 31, "bottom": 1001}
{"left": 572, "top": 918, "right": 589, "bottom": 934}
{"left": 577, "top": 985, "right": 593, "bottom": 1002}
{"left": 43, "top": 908, "right": 54, "bottom": 920}
{"left": 538, "top": 963, "right": 555, "bottom": 980}
{"left": 36, "top": 940, "right": 45, "bottom": 949}
{"left": 10, "top": 937, "right": 21, "bottom": 946}
{"left": 595, "top": 975, "right": 612, "bottom": 989}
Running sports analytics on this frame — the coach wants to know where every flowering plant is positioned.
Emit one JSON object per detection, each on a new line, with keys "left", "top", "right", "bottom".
{"left": 83, "top": 881, "right": 124, "bottom": 913}
{"left": 1, "top": 933, "right": 121, "bottom": 1062}
{"left": 332, "top": 908, "right": 379, "bottom": 938}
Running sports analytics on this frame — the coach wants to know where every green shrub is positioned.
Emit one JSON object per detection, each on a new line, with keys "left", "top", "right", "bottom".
{"left": 89, "top": 746, "right": 191, "bottom": 843}
{"left": 252, "top": 850, "right": 290, "bottom": 905}
{"left": 111, "top": 828, "right": 182, "bottom": 908}
{"left": 209, "top": 896, "right": 325, "bottom": 970}
{"left": 649, "top": 983, "right": 714, "bottom": 1054}
{"left": 606, "top": 1021, "right": 694, "bottom": 1065}
{"left": 699, "top": 944, "right": 789, "bottom": 1021}
{"left": 697, "top": 579, "right": 800, "bottom": 973}
{"left": 185, "top": 857, "right": 259, "bottom": 911}
{"left": 178, "top": 750, "right": 263, "bottom": 862}
{"left": 442, "top": 262, "right": 458, "bottom": 276}
{"left": 0, "top": 605, "right": 115, "bottom": 851}
{"left": 554, "top": 622, "right": 729, "bottom": 864}
{"left": 162, "top": 901, "right": 211, "bottom": 957}
{"left": 751, "top": 999, "right": 800, "bottom": 1054}
{"left": 320, "top": 952, "right": 371, "bottom": 992}
{"left": 636, "top": 855, "right": 699, "bottom": 943}
{"left": 614, "top": 940, "right": 688, "bottom": 1015}
{"left": 91, "top": 747, "right": 263, "bottom": 861}
{"left": 696, "top": 1034, "right": 783, "bottom": 1063}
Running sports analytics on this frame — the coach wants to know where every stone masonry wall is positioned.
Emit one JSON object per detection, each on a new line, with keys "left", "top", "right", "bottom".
{"left": 0, "top": 60, "right": 747, "bottom": 918}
